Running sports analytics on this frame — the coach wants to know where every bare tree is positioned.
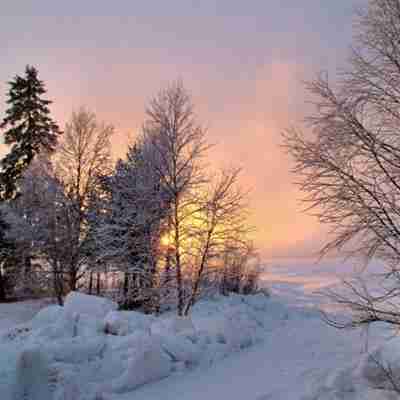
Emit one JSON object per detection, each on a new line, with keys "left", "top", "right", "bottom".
{"left": 183, "top": 168, "right": 252, "bottom": 314}
{"left": 219, "top": 240, "right": 261, "bottom": 297}
{"left": 56, "top": 108, "right": 113, "bottom": 291}
{"left": 284, "top": 0, "right": 400, "bottom": 329}
{"left": 143, "top": 82, "right": 256, "bottom": 315}
{"left": 143, "top": 81, "right": 210, "bottom": 315}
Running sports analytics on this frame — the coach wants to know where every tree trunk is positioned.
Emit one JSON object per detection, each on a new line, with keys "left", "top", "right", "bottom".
{"left": 22, "top": 255, "right": 33, "bottom": 297}
{"left": 69, "top": 266, "right": 77, "bottom": 292}
{"left": 53, "top": 263, "right": 64, "bottom": 306}
{"left": 88, "top": 271, "right": 93, "bottom": 294}
{"left": 96, "top": 272, "right": 101, "bottom": 295}
{"left": 174, "top": 201, "right": 184, "bottom": 316}
{"left": 0, "top": 267, "right": 7, "bottom": 302}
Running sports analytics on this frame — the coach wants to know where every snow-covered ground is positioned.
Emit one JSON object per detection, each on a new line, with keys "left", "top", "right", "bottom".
{"left": 0, "top": 299, "right": 49, "bottom": 331}
{"left": 0, "top": 258, "right": 398, "bottom": 399}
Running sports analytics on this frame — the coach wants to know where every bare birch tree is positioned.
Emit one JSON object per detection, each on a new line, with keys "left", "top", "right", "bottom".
{"left": 284, "top": 0, "right": 400, "bottom": 329}
{"left": 143, "top": 82, "right": 255, "bottom": 315}
{"left": 143, "top": 81, "right": 210, "bottom": 315}
{"left": 56, "top": 108, "right": 113, "bottom": 291}
{"left": 183, "top": 168, "right": 252, "bottom": 314}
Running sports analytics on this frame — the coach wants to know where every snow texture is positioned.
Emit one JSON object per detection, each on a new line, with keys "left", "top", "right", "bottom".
{"left": 109, "top": 338, "right": 172, "bottom": 393}
{"left": 64, "top": 291, "right": 118, "bottom": 319}
{"left": 1, "top": 259, "right": 398, "bottom": 400}
{"left": 0, "top": 292, "right": 276, "bottom": 399}
{"left": 14, "top": 347, "right": 52, "bottom": 400}
{"left": 104, "top": 310, "right": 154, "bottom": 336}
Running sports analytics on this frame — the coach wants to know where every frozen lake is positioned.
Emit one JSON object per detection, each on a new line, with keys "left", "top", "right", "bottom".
{"left": 261, "top": 257, "right": 385, "bottom": 310}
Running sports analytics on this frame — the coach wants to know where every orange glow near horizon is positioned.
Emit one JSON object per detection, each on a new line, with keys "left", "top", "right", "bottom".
{"left": 0, "top": 0, "right": 355, "bottom": 259}
{"left": 0, "top": 60, "right": 327, "bottom": 259}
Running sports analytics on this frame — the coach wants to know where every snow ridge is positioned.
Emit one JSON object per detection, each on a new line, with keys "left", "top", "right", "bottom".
{"left": 1, "top": 291, "right": 277, "bottom": 400}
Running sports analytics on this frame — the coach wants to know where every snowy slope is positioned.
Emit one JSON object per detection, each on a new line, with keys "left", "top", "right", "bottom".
{"left": 0, "top": 299, "right": 48, "bottom": 332}
{"left": 115, "top": 310, "right": 387, "bottom": 400}
{"left": 1, "top": 292, "right": 288, "bottom": 400}
{"left": 0, "top": 259, "right": 397, "bottom": 400}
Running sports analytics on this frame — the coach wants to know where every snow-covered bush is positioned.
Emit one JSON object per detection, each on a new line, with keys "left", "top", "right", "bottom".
{"left": 218, "top": 244, "right": 262, "bottom": 297}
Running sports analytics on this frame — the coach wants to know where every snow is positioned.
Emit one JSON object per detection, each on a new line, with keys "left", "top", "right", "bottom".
{"left": 105, "top": 310, "right": 154, "bottom": 336}
{"left": 14, "top": 347, "right": 52, "bottom": 400}
{"left": 151, "top": 316, "right": 195, "bottom": 337}
{"left": 0, "top": 258, "right": 399, "bottom": 400}
{"left": 0, "top": 299, "right": 48, "bottom": 331}
{"left": 159, "top": 333, "right": 200, "bottom": 365}
{"left": 0, "top": 291, "right": 280, "bottom": 399}
{"left": 109, "top": 338, "right": 172, "bottom": 394}
{"left": 64, "top": 291, "right": 118, "bottom": 319}
{"left": 29, "top": 304, "right": 64, "bottom": 329}
{"left": 360, "top": 338, "right": 400, "bottom": 390}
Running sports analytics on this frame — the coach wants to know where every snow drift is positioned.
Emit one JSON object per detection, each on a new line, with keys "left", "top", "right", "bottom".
{"left": 1, "top": 291, "right": 275, "bottom": 400}
{"left": 303, "top": 336, "right": 400, "bottom": 400}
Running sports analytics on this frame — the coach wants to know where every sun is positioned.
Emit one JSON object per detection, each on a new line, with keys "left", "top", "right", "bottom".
{"left": 161, "top": 233, "right": 173, "bottom": 247}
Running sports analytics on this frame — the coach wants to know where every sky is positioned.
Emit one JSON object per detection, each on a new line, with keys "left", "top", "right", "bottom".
{"left": 0, "top": 1, "right": 365, "bottom": 258}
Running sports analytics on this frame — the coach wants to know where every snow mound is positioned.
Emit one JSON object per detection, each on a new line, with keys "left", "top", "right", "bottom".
{"left": 151, "top": 316, "right": 195, "bottom": 337}
{"left": 47, "top": 336, "right": 107, "bottom": 364}
{"left": 304, "top": 337, "right": 400, "bottom": 400}
{"left": 109, "top": 338, "right": 172, "bottom": 393}
{"left": 358, "top": 337, "right": 400, "bottom": 390}
{"left": 64, "top": 291, "right": 118, "bottom": 319}
{"left": 104, "top": 310, "right": 154, "bottom": 336}
{"left": 30, "top": 305, "right": 64, "bottom": 329}
{"left": 160, "top": 333, "right": 201, "bottom": 365}
{"left": 32, "top": 310, "right": 78, "bottom": 341}
{"left": 0, "top": 292, "right": 275, "bottom": 399}
{"left": 14, "top": 347, "right": 52, "bottom": 400}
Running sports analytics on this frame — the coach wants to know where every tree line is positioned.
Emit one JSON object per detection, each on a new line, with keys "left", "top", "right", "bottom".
{"left": 0, "top": 69, "right": 260, "bottom": 315}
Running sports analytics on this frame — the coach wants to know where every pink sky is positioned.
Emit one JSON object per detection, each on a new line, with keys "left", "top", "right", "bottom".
{"left": 0, "top": 1, "right": 360, "bottom": 257}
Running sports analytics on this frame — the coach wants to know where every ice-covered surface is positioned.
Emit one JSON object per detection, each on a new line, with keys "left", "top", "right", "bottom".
{"left": 0, "top": 258, "right": 398, "bottom": 400}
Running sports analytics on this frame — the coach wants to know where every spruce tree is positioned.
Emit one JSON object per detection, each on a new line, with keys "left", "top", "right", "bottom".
{"left": 0, "top": 65, "right": 61, "bottom": 200}
{"left": 0, "top": 208, "right": 15, "bottom": 301}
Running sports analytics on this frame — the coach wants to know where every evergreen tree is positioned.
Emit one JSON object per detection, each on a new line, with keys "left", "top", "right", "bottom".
{"left": 0, "top": 65, "right": 61, "bottom": 200}
{"left": 0, "top": 208, "right": 16, "bottom": 301}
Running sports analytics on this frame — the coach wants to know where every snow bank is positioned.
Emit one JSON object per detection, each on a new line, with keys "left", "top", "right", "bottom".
{"left": 160, "top": 334, "right": 201, "bottom": 365}
{"left": 358, "top": 337, "right": 400, "bottom": 390}
{"left": 30, "top": 305, "right": 64, "bottom": 329}
{"left": 151, "top": 316, "right": 195, "bottom": 337}
{"left": 14, "top": 347, "right": 52, "bottom": 400}
{"left": 64, "top": 291, "right": 118, "bottom": 319}
{"left": 304, "top": 337, "right": 400, "bottom": 399}
{"left": 1, "top": 292, "right": 275, "bottom": 400}
{"left": 110, "top": 338, "right": 172, "bottom": 393}
{"left": 104, "top": 310, "right": 154, "bottom": 336}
